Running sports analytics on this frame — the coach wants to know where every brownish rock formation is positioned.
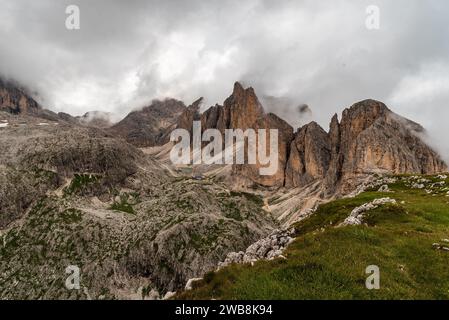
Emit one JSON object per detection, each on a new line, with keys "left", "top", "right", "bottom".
{"left": 200, "top": 82, "right": 294, "bottom": 188}
{"left": 14, "top": 75, "right": 437, "bottom": 194}
{"left": 0, "top": 78, "right": 41, "bottom": 115}
{"left": 176, "top": 97, "right": 203, "bottom": 134}
{"left": 0, "top": 78, "right": 63, "bottom": 122}
{"left": 323, "top": 99, "right": 447, "bottom": 194}
{"left": 284, "top": 122, "right": 331, "bottom": 188}
{"left": 195, "top": 85, "right": 446, "bottom": 192}
{"left": 108, "top": 99, "right": 186, "bottom": 147}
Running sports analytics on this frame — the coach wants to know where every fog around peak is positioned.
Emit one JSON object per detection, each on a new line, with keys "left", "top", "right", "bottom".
{"left": 0, "top": 0, "right": 448, "bottom": 159}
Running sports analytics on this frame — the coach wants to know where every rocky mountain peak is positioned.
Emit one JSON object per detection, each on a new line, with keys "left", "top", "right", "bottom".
{"left": 175, "top": 97, "right": 203, "bottom": 134}
{"left": 323, "top": 99, "right": 447, "bottom": 194}
{"left": 339, "top": 99, "right": 390, "bottom": 138}
{"left": 343, "top": 99, "right": 390, "bottom": 117}
{"left": 224, "top": 82, "right": 265, "bottom": 130}
{"left": 108, "top": 98, "right": 187, "bottom": 147}
{"left": 299, "top": 121, "right": 323, "bottom": 133}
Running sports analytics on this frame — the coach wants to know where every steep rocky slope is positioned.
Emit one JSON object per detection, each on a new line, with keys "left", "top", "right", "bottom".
{"left": 200, "top": 82, "right": 294, "bottom": 188}
{"left": 108, "top": 99, "right": 187, "bottom": 147}
{"left": 323, "top": 100, "right": 447, "bottom": 195}
{"left": 285, "top": 121, "right": 331, "bottom": 188}
{"left": 0, "top": 78, "right": 41, "bottom": 115}
{"left": 0, "top": 111, "right": 276, "bottom": 299}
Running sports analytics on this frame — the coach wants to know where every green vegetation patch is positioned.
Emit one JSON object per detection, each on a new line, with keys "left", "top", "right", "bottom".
{"left": 109, "top": 193, "right": 139, "bottom": 214}
{"left": 60, "top": 208, "right": 83, "bottom": 224}
{"left": 177, "top": 174, "right": 449, "bottom": 300}
{"left": 63, "top": 173, "right": 102, "bottom": 195}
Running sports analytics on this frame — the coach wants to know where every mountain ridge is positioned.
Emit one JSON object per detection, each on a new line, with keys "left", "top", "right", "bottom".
{"left": 2, "top": 79, "right": 446, "bottom": 195}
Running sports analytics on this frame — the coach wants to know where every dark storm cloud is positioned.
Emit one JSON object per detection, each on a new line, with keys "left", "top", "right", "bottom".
{"left": 0, "top": 0, "right": 448, "bottom": 158}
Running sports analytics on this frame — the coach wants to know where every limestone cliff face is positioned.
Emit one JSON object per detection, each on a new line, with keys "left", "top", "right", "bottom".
{"left": 200, "top": 82, "right": 294, "bottom": 188}
{"left": 231, "top": 112, "right": 294, "bottom": 188}
{"left": 201, "top": 82, "right": 264, "bottom": 133}
{"left": 0, "top": 79, "right": 41, "bottom": 115}
{"left": 225, "top": 82, "right": 264, "bottom": 130}
{"left": 0, "top": 78, "right": 66, "bottom": 122}
{"left": 324, "top": 99, "right": 447, "bottom": 194}
{"left": 285, "top": 122, "right": 331, "bottom": 188}
{"left": 198, "top": 87, "right": 446, "bottom": 192}
{"left": 283, "top": 99, "right": 446, "bottom": 195}
{"left": 176, "top": 97, "right": 203, "bottom": 134}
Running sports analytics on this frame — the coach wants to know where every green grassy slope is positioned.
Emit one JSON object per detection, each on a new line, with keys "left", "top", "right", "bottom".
{"left": 177, "top": 175, "right": 449, "bottom": 300}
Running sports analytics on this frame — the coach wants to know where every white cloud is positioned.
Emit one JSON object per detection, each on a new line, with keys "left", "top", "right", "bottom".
{"left": 0, "top": 0, "right": 448, "bottom": 162}
{"left": 388, "top": 62, "right": 449, "bottom": 161}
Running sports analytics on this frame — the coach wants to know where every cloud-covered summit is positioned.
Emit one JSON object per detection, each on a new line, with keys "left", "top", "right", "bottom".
{"left": 1, "top": 0, "right": 448, "bottom": 158}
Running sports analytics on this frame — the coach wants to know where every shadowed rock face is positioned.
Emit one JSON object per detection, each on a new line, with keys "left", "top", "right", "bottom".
{"left": 285, "top": 122, "right": 331, "bottom": 188}
{"left": 176, "top": 97, "right": 203, "bottom": 134}
{"left": 108, "top": 99, "right": 186, "bottom": 147}
{"left": 0, "top": 78, "right": 66, "bottom": 122}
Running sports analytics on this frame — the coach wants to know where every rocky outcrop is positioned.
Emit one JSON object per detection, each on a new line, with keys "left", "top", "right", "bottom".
{"left": 284, "top": 100, "right": 446, "bottom": 196}
{"left": 200, "top": 82, "right": 265, "bottom": 133}
{"left": 108, "top": 99, "right": 186, "bottom": 147}
{"left": 340, "top": 198, "right": 397, "bottom": 226}
{"left": 0, "top": 79, "right": 72, "bottom": 122}
{"left": 105, "top": 83, "right": 445, "bottom": 193}
{"left": 217, "top": 228, "right": 295, "bottom": 269}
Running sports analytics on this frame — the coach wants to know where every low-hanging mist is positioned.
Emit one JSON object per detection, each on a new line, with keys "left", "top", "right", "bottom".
{"left": 0, "top": 0, "right": 448, "bottom": 160}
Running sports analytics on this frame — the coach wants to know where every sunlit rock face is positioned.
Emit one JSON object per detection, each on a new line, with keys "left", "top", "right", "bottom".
{"left": 200, "top": 82, "right": 294, "bottom": 188}
{"left": 324, "top": 99, "right": 447, "bottom": 195}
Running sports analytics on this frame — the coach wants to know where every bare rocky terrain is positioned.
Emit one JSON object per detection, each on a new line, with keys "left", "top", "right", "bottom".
{"left": 0, "top": 79, "right": 446, "bottom": 299}
{"left": 0, "top": 110, "right": 276, "bottom": 299}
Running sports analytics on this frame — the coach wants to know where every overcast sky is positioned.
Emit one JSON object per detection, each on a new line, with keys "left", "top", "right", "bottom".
{"left": 1, "top": 0, "right": 449, "bottom": 157}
